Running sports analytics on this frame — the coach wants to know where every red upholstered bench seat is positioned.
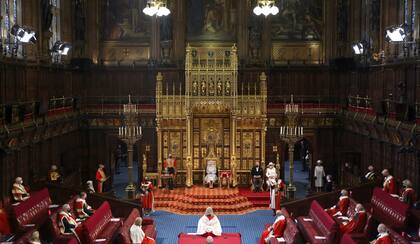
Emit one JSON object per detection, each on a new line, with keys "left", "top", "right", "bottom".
{"left": 370, "top": 188, "right": 409, "bottom": 231}
{"left": 116, "top": 208, "right": 157, "bottom": 244}
{"left": 297, "top": 200, "right": 338, "bottom": 243}
{"left": 340, "top": 233, "right": 369, "bottom": 244}
{"left": 387, "top": 225, "right": 410, "bottom": 244}
{"left": 81, "top": 201, "right": 123, "bottom": 244}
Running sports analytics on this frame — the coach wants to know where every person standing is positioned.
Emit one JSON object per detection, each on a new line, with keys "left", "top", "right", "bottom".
{"left": 400, "top": 179, "right": 416, "bottom": 207}
{"left": 381, "top": 169, "right": 396, "bottom": 195}
{"left": 363, "top": 165, "right": 377, "bottom": 183}
{"left": 140, "top": 177, "right": 154, "bottom": 215}
{"left": 266, "top": 162, "right": 278, "bottom": 188}
{"left": 163, "top": 154, "right": 176, "bottom": 190}
{"left": 314, "top": 160, "right": 325, "bottom": 192}
{"left": 269, "top": 179, "right": 285, "bottom": 216}
{"left": 48, "top": 164, "right": 61, "bottom": 183}
{"left": 96, "top": 164, "right": 108, "bottom": 193}
{"left": 251, "top": 161, "right": 264, "bottom": 192}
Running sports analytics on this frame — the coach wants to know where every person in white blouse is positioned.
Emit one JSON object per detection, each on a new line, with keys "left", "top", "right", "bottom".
{"left": 130, "top": 217, "right": 155, "bottom": 244}
{"left": 265, "top": 162, "right": 278, "bottom": 189}
{"left": 314, "top": 160, "right": 325, "bottom": 192}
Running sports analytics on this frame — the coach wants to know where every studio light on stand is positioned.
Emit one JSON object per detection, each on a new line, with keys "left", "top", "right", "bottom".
{"left": 385, "top": 24, "right": 409, "bottom": 42}
{"left": 352, "top": 42, "right": 365, "bottom": 55}
{"left": 52, "top": 41, "right": 72, "bottom": 56}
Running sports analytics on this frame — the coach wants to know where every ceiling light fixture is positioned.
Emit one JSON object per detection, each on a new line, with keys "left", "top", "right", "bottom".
{"left": 143, "top": 0, "right": 170, "bottom": 17}
{"left": 253, "top": 0, "right": 279, "bottom": 17}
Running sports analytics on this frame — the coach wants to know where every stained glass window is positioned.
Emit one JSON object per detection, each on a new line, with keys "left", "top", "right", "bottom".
{"left": 1, "top": 0, "right": 21, "bottom": 57}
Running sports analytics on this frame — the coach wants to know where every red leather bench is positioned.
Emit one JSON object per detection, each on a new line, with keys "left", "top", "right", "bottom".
{"left": 9, "top": 188, "right": 51, "bottom": 233}
{"left": 267, "top": 218, "right": 301, "bottom": 244}
{"left": 115, "top": 208, "right": 157, "bottom": 244}
{"left": 80, "top": 201, "right": 123, "bottom": 244}
{"left": 178, "top": 233, "right": 241, "bottom": 244}
{"left": 297, "top": 200, "right": 339, "bottom": 243}
{"left": 370, "top": 188, "right": 409, "bottom": 231}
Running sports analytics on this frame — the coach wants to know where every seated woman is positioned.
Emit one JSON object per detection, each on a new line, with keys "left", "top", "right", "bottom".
{"left": 258, "top": 210, "right": 287, "bottom": 244}
{"left": 130, "top": 217, "right": 155, "bottom": 244}
{"left": 204, "top": 161, "right": 218, "bottom": 189}
{"left": 196, "top": 207, "right": 222, "bottom": 236}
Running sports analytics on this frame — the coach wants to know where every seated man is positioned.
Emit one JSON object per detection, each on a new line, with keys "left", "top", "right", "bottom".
{"left": 325, "top": 189, "right": 350, "bottom": 216}
{"left": 75, "top": 192, "right": 94, "bottom": 220}
{"left": 58, "top": 204, "right": 78, "bottom": 235}
{"left": 340, "top": 204, "right": 367, "bottom": 234}
{"left": 382, "top": 169, "right": 396, "bottom": 195}
{"left": 196, "top": 207, "right": 222, "bottom": 236}
{"left": 204, "top": 161, "right": 218, "bottom": 189}
{"left": 12, "top": 177, "right": 30, "bottom": 202}
{"left": 206, "top": 236, "right": 214, "bottom": 244}
{"left": 130, "top": 217, "right": 155, "bottom": 244}
{"left": 48, "top": 164, "right": 61, "bottom": 183}
{"left": 258, "top": 210, "right": 287, "bottom": 244}
{"left": 29, "top": 230, "right": 41, "bottom": 244}
{"left": 163, "top": 154, "right": 176, "bottom": 190}
{"left": 400, "top": 179, "right": 416, "bottom": 207}
{"left": 251, "top": 161, "right": 264, "bottom": 192}
{"left": 371, "top": 223, "right": 391, "bottom": 244}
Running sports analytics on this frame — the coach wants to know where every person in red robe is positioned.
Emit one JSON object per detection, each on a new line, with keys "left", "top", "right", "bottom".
{"left": 258, "top": 210, "right": 287, "bottom": 244}
{"left": 74, "top": 192, "right": 94, "bottom": 220}
{"left": 371, "top": 224, "right": 392, "bottom": 244}
{"left": 325, "top": 189, "right": 350, "bottom": 216}
{"left": 141, "top": 177, "right": 154, "bottom": 215}
{"left": 400, "top": 179, "right": 416, "bottom": 207}
{"left": 340, "top": 204, "right": 367, "bottom": 234}
{"left": 381, "top": 169, "right": 396, "bottom": 195}
{"left": 95, "top": 164, "right": 108, "bottom": 193}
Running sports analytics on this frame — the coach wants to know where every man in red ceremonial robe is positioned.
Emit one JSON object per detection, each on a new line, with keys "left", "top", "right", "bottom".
{"left": 96, "top": 164, "right": 108, "bottom": 193}
{"left": 141, "top": 177, "right": 154, "bottom": 215}
{"left": 75, "top": 192, "right": 94, "bottom": 220}
{"left": 382, "top": 169, "right": 396, "bottom": 194}
{"left": 196, "top": 207, "right": 222, "bottom": 236}
{"left": 12, "top": 177, "right": 30, "bottom": 202}
{"left": 258, "top": 210, "right": 287, "bottom": 244}
{"left": 340, "top": 204, "right": 367, "bottom": 234}
{"left": 58, "top": 204, "right": 78, "bottom": 235}
{"left": 371, "top": 224, "right": 392, "bottom": 244}
{"left": 325, "top": 189, "right": 350, "bottom": 216}
{"left": 400, "top": 179, "right": 416, "bottom": 207}
{"left": 163, "top": 154, "right": 176, "bottom": 190}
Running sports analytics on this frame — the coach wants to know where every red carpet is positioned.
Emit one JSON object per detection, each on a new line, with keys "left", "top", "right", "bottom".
{"left": 153, "top": 186, "right": 269, "bottom": 215}
{"left": 238, "top": 188, "right": 270, "bottom": 207}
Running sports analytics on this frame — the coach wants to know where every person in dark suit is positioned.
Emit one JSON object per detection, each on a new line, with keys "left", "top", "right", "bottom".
{"left": 251, "top": 161, "right": 264, "bottom": 192}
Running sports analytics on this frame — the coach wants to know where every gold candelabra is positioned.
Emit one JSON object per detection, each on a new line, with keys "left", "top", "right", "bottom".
{"left": 118, "top": 95, "right": 142, "bottom": 199}
{"left": 279, "top": 95, "right": 303, "bottom": 200}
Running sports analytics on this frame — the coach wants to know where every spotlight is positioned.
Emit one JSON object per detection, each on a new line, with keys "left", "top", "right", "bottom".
{"left": 10, "top": 24, "right": 37, "bottom": 44}
{"left": 52, "top": 41, "right": 72, "bottom": 55}
{"left": 385, "top": 24, "right": 408, "bottom": 42}
{"left": 143, "top": 0, "right": 170, "bottom": 17}
{"left": 253, "top": 0, "right": 279, "bottom": 16}
{"left": 352, "top": 42, "right": 365, "bottom": 55}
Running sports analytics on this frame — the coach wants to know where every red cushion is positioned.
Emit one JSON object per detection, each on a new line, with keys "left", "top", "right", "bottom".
{"left": 178, "top": 233, "right": 241, "bottom": 244}
{"left": 97, "top": 220, "right": 122, "bottom": 243}
{"left": 143, "top": 224, "right": 157, "bottom": 240}
{"left": 117, "top": 208, "right": 140, "bottom": 244}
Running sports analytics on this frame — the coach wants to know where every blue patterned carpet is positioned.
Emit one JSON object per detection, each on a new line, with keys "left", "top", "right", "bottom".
{"left": 148, "top": 210, "right": 274, "bottom": 244}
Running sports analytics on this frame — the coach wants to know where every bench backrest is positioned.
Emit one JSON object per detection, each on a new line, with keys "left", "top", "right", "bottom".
{"left": 82, "top": 201, "right": 113, "bottom": 243}
{"left": 11, "top": 188, "right": 51, "bottom": 230}
{"left": 117, "top": 208, "right": 140, "bottom": 244}
{"left": 371, "top": 188, "right": 409, "bottom": 231}
{"left": 387, "top": 226, "right": 410, "bottom": 244}
{"left": 283, "top": 218, "right": 300, "bottom": 244}
{"left": 308, "top": 200, "right": 338, "bottom": 242}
